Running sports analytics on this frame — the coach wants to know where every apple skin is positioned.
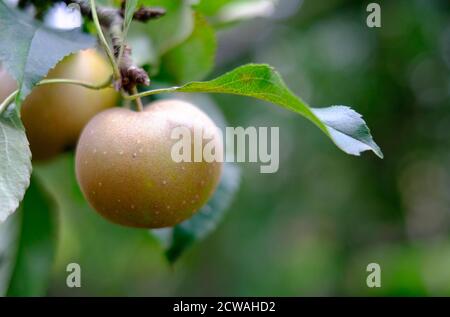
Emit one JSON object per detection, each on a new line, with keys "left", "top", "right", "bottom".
{"left": 20, "top": 49, "right": 118, "bottom": 161}
{"left": 75, "top": 99, "right": 223, "bottom": 228}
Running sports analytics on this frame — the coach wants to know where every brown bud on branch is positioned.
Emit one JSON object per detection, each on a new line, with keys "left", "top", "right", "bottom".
{"left": 66, "top": 0, "right": 165, "bottom": 93}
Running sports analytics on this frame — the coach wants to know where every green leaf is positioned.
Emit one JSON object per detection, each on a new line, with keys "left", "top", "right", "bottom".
{"left": 122, "top": 0, "right": 139, "bottom": 40}
{"left": 6, "top": 176, "right": 57, "bottom": 296}
{"left": 194, "top": 0, "right": 277, "bottom": 24}
{"left": 141, "top": 0, "right": 194, "bottom": 56}
{"left": 0, "top": 1, "right": 96, "bottom": 103}
{"left": 167, "top": 64, "right": 383, "bottom": 158}
{"left": 128, "top": 0, "right": 195, "bottom": 69}
{"left": 312, "top": 106, "right": 383, "bottom": 158}
{"left": 193, "top": 0, "right": 231, "bottom": 16}
{"left": 0, "top": 211, "right": 20, "bottom": 296}
{"left": 0, "top": 105, "right": 32, "bottom": 223}
{"left": 153, "top": 162, "right": 241, "bottom": 263}
{"left": 162, "top": 13, "right": 217, "bottom": 84}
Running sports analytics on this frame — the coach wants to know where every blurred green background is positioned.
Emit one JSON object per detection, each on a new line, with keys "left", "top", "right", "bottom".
{"left": 27, "top": 0, "right": 450, "bottom": 296}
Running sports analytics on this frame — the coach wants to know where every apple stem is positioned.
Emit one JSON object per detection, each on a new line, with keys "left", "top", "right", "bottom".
{"left": 88, "top": 0, "right": 121, "bottom": 81}
{"left": 0, "top": 89, "right": 19, "bottom": 115}
{"left": 37, "top": 77, "right": 114, "bottom": 90}
{"left": 68, "top": 0, "right": 165, "bottom": 94}
{"left": 131, "top": 87, "right": 144, "bottom": 111}
{"left": 0, "top": 77, "right": 114, "bottom": 115}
